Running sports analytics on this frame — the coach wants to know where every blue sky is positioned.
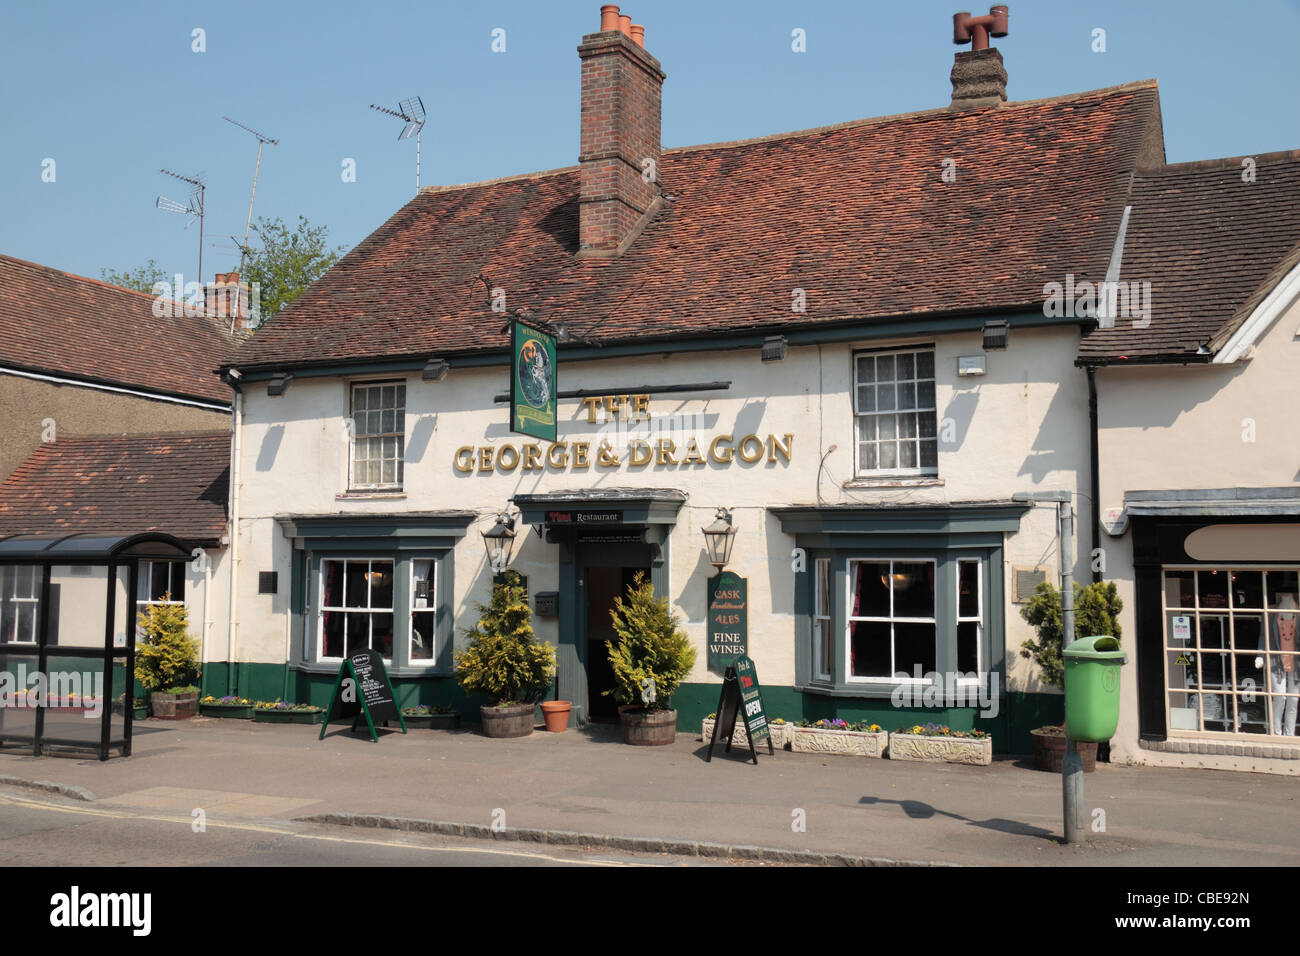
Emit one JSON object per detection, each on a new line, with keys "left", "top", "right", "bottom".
{"left": 2, "top": 0, "right": 1298, "bottom": 283}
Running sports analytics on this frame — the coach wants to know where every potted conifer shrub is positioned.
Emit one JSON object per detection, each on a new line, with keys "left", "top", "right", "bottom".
{"left": 605, "top": 573, "right": 696, "bottom": 746}
{"left": 455, "top": 571, "right": 556, "bottom": 738}
{"left": 135, "top": 595, "right": 201, "bottom": 719}
{"left": 1020, "top": 580, "right": 1123, "bottom": 772}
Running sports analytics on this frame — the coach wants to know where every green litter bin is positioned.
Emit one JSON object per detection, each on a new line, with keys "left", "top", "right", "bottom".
{"left": 1063, "top": 635, "right": 1127, "bottom": 742}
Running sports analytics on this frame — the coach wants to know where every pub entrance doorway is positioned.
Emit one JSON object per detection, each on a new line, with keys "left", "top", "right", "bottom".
{"left": 584, "top": 564, "right": 649, "bottom": 722}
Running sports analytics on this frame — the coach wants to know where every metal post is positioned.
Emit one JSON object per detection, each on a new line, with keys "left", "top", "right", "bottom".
{"left": 1059, "top": 499, "right": 1082, "bottom": 844}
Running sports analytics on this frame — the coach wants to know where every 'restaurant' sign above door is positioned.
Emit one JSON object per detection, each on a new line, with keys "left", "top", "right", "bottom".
{"left": 510, "top": 320, "right": 557, "bottom": 443}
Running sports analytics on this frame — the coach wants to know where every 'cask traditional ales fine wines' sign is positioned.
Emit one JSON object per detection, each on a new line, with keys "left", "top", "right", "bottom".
{"left": 707, "top": 571, "right": 748, "bottom": 674}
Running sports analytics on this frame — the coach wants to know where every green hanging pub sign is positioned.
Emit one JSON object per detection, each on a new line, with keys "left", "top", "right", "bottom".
{"left": 510, "top": 320, "right": 557, "bottom": 443}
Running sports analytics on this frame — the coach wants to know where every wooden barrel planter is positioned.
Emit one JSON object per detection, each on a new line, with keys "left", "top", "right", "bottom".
{"left": 150, "top": 691, "right": 198, "bottom": 720}
{"left": 1031, "top": 728, "right": 1098, "bottom": 773}
{"left": 480, "top": 703, "right": 535, "bottom": 738}
{"left": 620, "top": 707, "right": 677, "bottom": 746}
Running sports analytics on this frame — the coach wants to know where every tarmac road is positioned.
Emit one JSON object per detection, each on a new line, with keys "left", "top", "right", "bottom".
{"left": 0, "top": 786, "right": 725, "bottom": 867}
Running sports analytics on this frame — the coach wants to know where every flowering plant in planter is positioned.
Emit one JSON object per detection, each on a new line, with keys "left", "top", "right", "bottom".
{"left": 200, "top": 695, "right": 255, "bottom": 719}
{"left": 797, "top": 718, "right": 883, "bottom": 732}
{"left": 402, "top": 705, "right": 456, "bottom": 716}
{"left": 901, "top": 722, "right": 989, "bottom": 739}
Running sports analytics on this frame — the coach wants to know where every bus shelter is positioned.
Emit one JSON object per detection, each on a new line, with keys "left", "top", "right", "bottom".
{"left": 0, "top": 532, "right": 195, "bottom": 760}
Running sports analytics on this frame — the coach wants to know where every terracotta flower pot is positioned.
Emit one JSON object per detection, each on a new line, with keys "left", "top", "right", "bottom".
{"left": 541, "top": 700, "right": 572, "bottom": 732}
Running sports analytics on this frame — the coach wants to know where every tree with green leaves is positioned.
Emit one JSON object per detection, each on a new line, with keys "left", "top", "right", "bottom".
{"left": 1019, "top": 580, "right": 1123, "bottom": 689}
{"left": 101, "top": 259, "right": 167, "bottom": 295}
{"left": 455, "top": 571, "right": 556, "bottom": 706}
{"left": 605, "top": 573, "right": 696, "bottom": 710}
{"left": 240, "top": 215, "right": 346, "bottom": 320}
{"left": 135, "top": 597, "right": 201, "bottom": 693}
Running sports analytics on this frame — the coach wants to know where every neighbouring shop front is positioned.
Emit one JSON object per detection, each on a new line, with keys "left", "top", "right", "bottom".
{"left": 1128, "top": 488, "right": 1300, "bottom": 758}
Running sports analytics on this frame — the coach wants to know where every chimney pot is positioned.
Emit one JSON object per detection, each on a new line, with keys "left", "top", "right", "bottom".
{"left": 618, "top": 13, "right": 632, "bottom": 35}
{"left": 630, "top": 24, "right": 645, "bottom": 47}
{"left": 600, "top": 4, "right": 620, "bottom": 31}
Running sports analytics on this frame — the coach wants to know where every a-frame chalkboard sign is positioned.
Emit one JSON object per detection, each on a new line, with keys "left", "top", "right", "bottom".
{"left": 318, "top": 649, "right": 407, "bottom": 742}
{"left": 705, "top": 655, "right": 774, "bottom": 764}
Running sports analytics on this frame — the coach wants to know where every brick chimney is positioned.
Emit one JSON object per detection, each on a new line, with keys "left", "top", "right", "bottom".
{"left": 949, "top": 7, "right": 1009, "bottom": 109}
{"left": 578, "top": 5, "right": 665, "bottom": 253}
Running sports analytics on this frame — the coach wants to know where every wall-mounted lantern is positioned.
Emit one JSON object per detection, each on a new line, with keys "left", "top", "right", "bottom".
{"left": 482, "top": 513, "right": 518, "bottom": 573}
{"left": 702, "top": 506, "right": 737, "bottom": 571}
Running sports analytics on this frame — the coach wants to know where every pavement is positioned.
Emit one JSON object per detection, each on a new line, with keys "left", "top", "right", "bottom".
{"left": 2, "top": 716, "right": 1298, "bottom": 866}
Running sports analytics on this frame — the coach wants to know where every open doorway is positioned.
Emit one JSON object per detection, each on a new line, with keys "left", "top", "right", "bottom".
{"left": 585, "top": 565, "right": 648, "bottom": 722}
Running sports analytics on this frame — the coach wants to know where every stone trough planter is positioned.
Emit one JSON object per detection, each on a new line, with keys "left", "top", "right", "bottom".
{"left": 888, "top": 732, "right": 992, "bottom": 766}
{"left": 790, "top": 725, "right": 888, "bottom": 757}
{"left": 702, "top": 718, "right": 793, "bottom": 750}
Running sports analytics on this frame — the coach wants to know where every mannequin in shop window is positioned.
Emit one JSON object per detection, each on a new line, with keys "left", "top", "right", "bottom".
{"left": 1260, "top": 593, "right": 1299, "bottom": 736}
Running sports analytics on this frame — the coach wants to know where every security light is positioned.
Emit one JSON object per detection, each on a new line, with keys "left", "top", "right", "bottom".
{"left": 422, "top": 358, "right": 450, "bottom": 382}
{"left": 982, "top": 319, "right": 1009, "bottom": 351}
{"left": 761, "top": 335, "right": 788, "bottom": 363}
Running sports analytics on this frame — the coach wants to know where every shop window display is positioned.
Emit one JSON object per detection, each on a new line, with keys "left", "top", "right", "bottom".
{"left": 1164, "top": 567, "right": 1299, "bottom": 737}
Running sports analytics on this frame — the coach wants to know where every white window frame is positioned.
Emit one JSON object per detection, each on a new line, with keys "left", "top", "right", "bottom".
{"left": 813, "top": 558, "right": 832, "bottom": 682}
{"left": 1, "top": 565, "right": 40, "bottom": 644}
{"left": 955, "top": 557, "right": 984, "bottom": 682}
{"left": 845, "top": 558, "right": 937, "bottom": 684}
{"left": 409, "top": 557, "right": 438, "bottom": 667}
{"left": 137, "top": 560, "right": 186, "bottom": 609}
{"left": 852, "top": 346, "right": 938, "bottom": 478}
{"left": 317, "top": 557, "right": 396, "bottom": 662}
{"left": 349, "top": 380, "right": 406, "bottom": 490}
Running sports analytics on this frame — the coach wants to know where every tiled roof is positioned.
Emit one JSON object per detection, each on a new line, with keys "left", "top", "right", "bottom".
{"left": 0, "top": 433, "right": 229, "bottom": 542}
{"left": 0, "top": 254, "right": 239, "bottom": 403}
{"left": 234, "top": 82, "right": 1163, "bottom": 370}
{"left": 1078, "top": 150, "right": 1300, "bottom": 362}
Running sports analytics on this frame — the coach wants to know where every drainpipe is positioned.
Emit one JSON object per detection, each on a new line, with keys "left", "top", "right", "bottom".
{"left": 1087, "top": 365, "right": 1102, "bottom": 583}
{"left": 224, "top": 373, "right": 243, "bottom": 696}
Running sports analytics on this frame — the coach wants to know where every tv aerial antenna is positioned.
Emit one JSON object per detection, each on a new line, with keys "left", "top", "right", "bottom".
{"left": 223, "top": 116, "right": 279, "bottom": 273}
{"left": 156, "top": 168, "right": 206, "bottom": 286}
{"left": 370, "top": 96, "right": 426, "bottom": 190}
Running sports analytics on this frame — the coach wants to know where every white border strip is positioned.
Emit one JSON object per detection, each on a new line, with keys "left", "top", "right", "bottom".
{"left": 0, "top": 365, "right": 230, "bottom": 412}
{"left": 1214, "top": 260, "right": 1300, "bottom": 365}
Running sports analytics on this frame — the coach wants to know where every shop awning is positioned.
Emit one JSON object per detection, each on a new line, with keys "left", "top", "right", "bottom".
{"left": 0, "top": 531, "right": 193, "bottom": 562}
{"left": 1124, "top": 487, "right": 1300, "bottom": 517}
